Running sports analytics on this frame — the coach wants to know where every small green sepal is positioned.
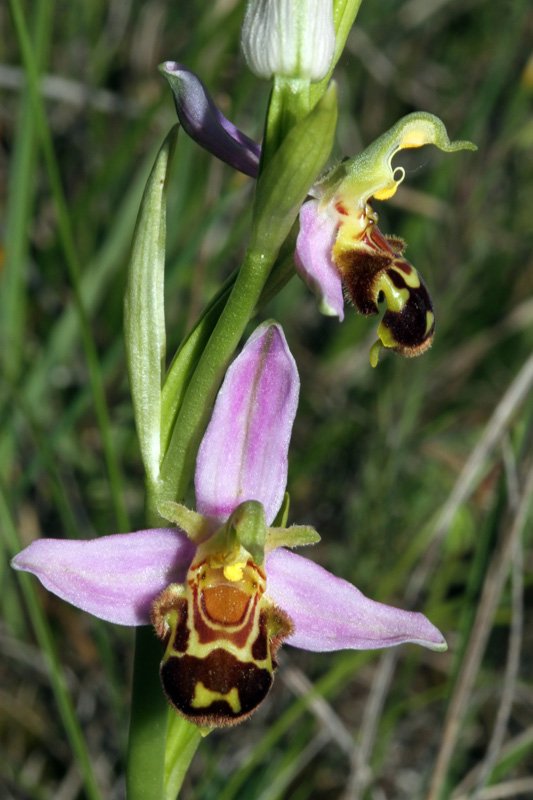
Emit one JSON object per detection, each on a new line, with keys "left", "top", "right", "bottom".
{"left": 266, "top": 524, "right": 320, "bottom": 550}
{"left": 157, "top": 501, "right": 212, "bottom": 543}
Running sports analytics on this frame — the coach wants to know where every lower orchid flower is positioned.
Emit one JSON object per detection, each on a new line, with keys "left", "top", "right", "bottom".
{"left": 12, "top": 322, "right": 446, "bottom": 728}
{"left": 160, "top": 63, "right": 476, "bottom": 365}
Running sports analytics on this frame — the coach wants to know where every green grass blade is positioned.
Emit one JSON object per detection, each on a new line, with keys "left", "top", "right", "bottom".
{"left": 0, "top": 485, "right": 102, "bottom": 800}
{"left": 8, "top": 0, "right": 129, "bottom": 531}
{"left": 1, "top": 0, "right": 53, "bottom": 382}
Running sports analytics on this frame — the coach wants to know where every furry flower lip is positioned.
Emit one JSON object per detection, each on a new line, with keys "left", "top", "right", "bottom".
{"left": 160, "top": 62, "right": 476, "bottom": 364}
{"left": 12, "top": 323, "right": 446, "bottom": 728}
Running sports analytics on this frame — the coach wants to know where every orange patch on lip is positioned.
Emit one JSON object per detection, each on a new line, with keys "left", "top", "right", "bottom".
{"left": 202, "top": 585, "right": 250, "bottom": 625}
{"left": 335, "top": 202, "right": 348, "bottom": 216}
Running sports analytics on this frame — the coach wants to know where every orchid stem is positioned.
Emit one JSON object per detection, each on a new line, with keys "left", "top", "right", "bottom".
{"left": 127, "top": 627, "right": 167, "bottom": 800}
{"left": 160, "top": 234, "right": 297, "bottom": 458}
{"left": 164, "top": 714, "right": 204, "bottom": 800}
{"left": 262, "top": 77, "right": 311, "bottom": 164}
{"left": 160, "top": 246, "right": 278, "bottom": 502}
{"left": 126, "top": 495, "right": 168, "bottom": 800}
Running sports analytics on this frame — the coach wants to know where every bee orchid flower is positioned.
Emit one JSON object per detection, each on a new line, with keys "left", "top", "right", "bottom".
{"left": 161, "top": 63, "right": 475, "bottom": 365}
{"left": 295, "top": 114, "right": 476, "bottom": 364}
{"left": 12, "top": 323, "right": 446, "bottom": 728}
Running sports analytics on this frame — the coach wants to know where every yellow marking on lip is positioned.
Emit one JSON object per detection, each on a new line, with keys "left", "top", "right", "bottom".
{"left": 223, "top": 562, "right": 245, "bottom": 582}
{"left": 425, "top": 310, "right": 435, "bottom": 335}
{"left": 398, "top": 130, "right": 429, "bottom": 149}
{"left": 191, "top": 681, "right": 241, "bottom": 714}
{"left": 377, "top": 274, "right": 409, "bottom": 312}
{"left": 373, "top": 183, "right": 398, "bottom": 200}
{"left": 392, "top": 264, "right": 420, "bottom": 289}
{"left": 335, "top": 217, "right": 368, "bottom": 252}
{"left": 377, "top": 320, "right": 397, "bottom": 349}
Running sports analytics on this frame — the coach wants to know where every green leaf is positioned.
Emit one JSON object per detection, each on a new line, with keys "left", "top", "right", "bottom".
{"left": 164, "top": 713, "right": 204, "bottom": 800}
{"left": 124, "top": 125, "right": 178, "bottom": 487}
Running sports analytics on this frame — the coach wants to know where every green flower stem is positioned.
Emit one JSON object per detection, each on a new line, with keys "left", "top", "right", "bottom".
{"left": 159, "top": 247, "right": 278, "bottom": 504}
{"left": 262, "top": 77, "right": 311, "bottom": 164}
{"left": 127, "top": 626, "right": 168, "bottom": 800}
{"left": 160, "top": 269, "right": 238, "bottom": 457}
{"left": 160, "top": 231, "right": 297, "bottom": 458}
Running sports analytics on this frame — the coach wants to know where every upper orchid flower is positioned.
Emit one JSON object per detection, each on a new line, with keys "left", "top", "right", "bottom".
{"left": 295, "top": 114, "right": 476, "bottom": 364}
{"left": 12, "top": 323, "right": 446, "bottom": 727}
{"left": 160, "top": 63, "right": 476, "bottom": 365}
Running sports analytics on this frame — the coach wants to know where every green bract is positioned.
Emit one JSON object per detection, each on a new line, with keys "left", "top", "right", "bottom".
{"left": 124, "top": 126, "right": 178, "bottom": 488}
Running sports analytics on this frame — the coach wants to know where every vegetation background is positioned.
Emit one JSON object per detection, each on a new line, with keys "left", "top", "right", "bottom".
{"left": 1, "top": 0, "right": 532, "bottom": 798}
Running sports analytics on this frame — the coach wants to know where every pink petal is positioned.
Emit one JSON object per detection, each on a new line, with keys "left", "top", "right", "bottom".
{"left": 195, "top": 323, "right": 299, "bottom": 526}
{"left": 160, "top": 62, "right": 260, "bottom": 178}
{"left": 266, "top": 548, "right": 447, "bottom": 652}
{"left": 11, "top": 529, "right": 195, "bottom": 626}
{"left": 295, "top": 199, "right": 345, "bottom": 320}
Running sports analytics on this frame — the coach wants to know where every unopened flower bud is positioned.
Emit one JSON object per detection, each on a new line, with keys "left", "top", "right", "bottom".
{"left": 241, "top": 0, "right": 335, "bottom": 82}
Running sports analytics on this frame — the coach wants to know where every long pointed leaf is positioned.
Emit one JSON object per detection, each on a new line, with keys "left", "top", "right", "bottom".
{"left": 125, "top": 126, "right": 178, "bottom": 485}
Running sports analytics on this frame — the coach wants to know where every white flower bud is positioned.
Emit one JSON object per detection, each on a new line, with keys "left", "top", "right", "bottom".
{"left": 241, "top": 0, "right": 335, "bottom": 82}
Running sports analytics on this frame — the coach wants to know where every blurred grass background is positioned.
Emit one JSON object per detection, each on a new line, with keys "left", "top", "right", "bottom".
{"left": 1, "top": 0, "right": 532, "bottom": 798}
